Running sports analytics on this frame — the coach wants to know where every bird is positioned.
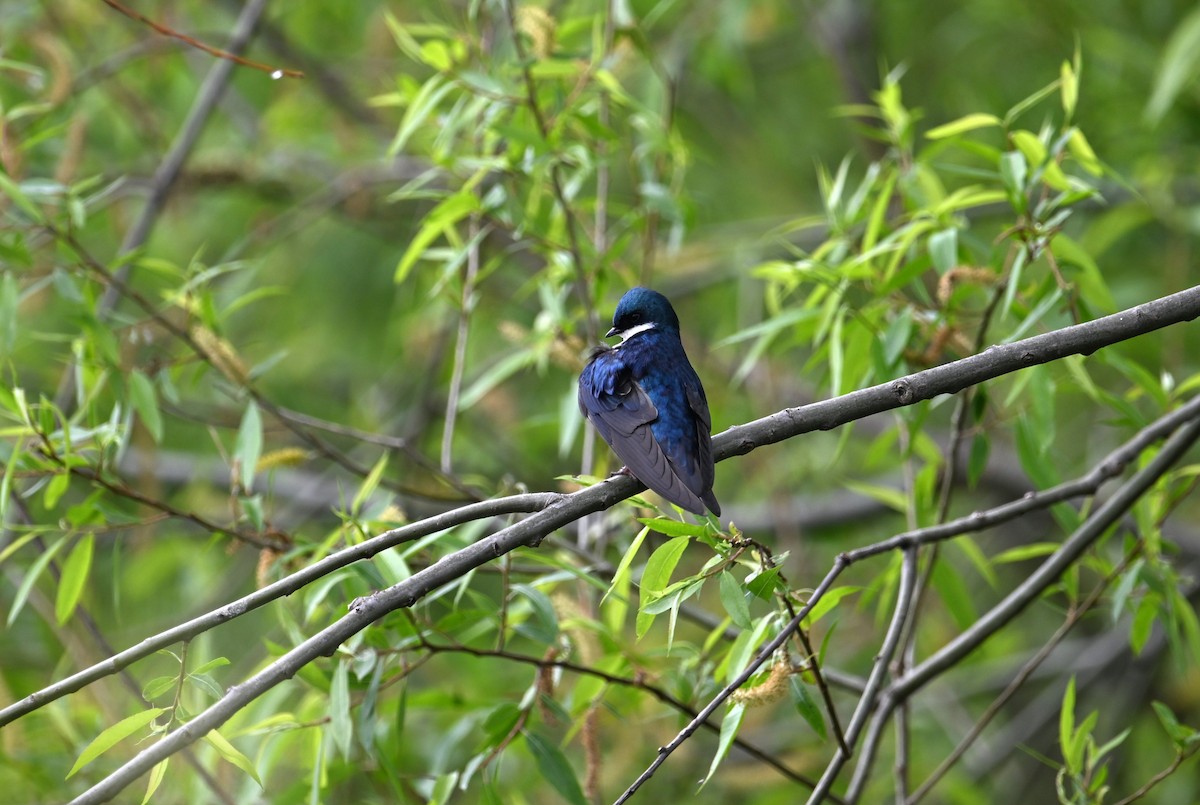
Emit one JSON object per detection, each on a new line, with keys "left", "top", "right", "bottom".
{"left": 578, "top": 287, "right": 720, "bottom": 516}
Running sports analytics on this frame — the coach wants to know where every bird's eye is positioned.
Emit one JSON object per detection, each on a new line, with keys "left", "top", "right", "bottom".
{"left": 629, "top": 312, "right": 641, "bottom": 323}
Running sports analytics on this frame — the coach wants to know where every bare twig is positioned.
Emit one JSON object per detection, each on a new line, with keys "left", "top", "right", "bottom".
{"left": 906, "top": 545, "right": 1142, "bottom": 804}
{"left": 58, "top": 0, "right": 273, "bottom": 410}
{"left": 501, "top": 0, "right": 599, "bottom": 338}
{"left": 99, "top": 0, "right": 302, "bottom": 78}
{"left": 417, "top": 640, "right": 830, "bottom": 795}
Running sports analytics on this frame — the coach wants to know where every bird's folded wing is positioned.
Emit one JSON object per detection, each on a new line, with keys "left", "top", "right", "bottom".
{"left": 580, "top": 370, "right": 708, "bottom": 515}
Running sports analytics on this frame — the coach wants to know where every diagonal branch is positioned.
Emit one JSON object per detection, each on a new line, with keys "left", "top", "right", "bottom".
{"left": 45, "top": 285, "right": 1200, "bottom": 802}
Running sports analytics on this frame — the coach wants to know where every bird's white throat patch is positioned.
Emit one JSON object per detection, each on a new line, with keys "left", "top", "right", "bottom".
{"left": 617, "top": 322, "right": 657, "bottom": 342}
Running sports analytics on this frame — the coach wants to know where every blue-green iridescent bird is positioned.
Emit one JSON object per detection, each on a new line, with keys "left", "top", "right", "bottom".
{"left": 578, "top": 287, "right": 720, "bottom": 516}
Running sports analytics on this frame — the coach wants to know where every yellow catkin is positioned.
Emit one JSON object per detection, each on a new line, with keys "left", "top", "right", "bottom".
{"left": 516, "top": 6, "right": 556, "bottom": 59}
{"left": 730, "top": 659, "right": 794, "bottom": 707}
{"left": 937, "top": 265, "right": 997, "bottom": 304}
{"left": 190, "top": 325, "right": 249, "bottom": 384}
{"left": 256, "top": 447, "right": 309, "bottom": 470}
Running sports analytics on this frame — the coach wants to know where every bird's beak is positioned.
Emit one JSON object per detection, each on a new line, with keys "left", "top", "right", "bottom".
{"left": 605, "top": 327, "right": 619, "bottom": 338}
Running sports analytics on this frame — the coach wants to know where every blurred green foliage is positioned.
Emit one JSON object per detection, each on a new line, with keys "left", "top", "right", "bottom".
{"left": 2, "top": 0, "right": 1200, "bottom": 803}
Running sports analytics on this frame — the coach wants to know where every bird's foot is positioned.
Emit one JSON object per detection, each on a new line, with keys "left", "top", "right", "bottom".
{"left": 609, "top": 466, "right": 635, "bottom": 478}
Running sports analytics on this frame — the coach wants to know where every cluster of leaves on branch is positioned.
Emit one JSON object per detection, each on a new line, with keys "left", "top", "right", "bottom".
{"left": 2, "top": 2, "right": 1200, "bottom": 805}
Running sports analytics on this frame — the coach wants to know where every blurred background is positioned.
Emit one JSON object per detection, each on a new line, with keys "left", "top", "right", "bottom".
{"left": 2, "top": 0, "right": 1200, "bottom": 802}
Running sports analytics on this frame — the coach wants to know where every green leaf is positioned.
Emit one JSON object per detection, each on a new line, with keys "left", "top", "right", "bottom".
{"left": 718, "top": 571, "right": 753, "bottom": 630}
{"left": 844, "top": 480, "right": 906, "bottom": 514}
{"left": 55, "top": 535, "right": 93, "bottom": 628}
{"left": 992, "top": 542, "right": 1059, "bottom": 564}
{"left": 925, "top": 113, "right": 1002, "bottom": 140}
{"left": 1059, "top": 676, "right": 1076, "bottom": 766}
{"left": 603, "top": 525, "right": 648, "bottom": 605}
{"left": 68, "top": 708, "right": 165, "bottom": 777}
{"left": 0, "top": 170, "right": 46, "bottom": 223}
{"left": 190, "top": 657, "right": 231, "bottom": 676}
{"left": 928, "top": 227, "right": 958, "bottom": 274}
{"left": 700, "top": 703, "right": 746, "bottom": 787}
{"left": 1060, "top": 60, "right": 1077, "bottom": 119}
{"left": 204, "top": 728, "right": 263, "bottom": 786}
{"left": 235, "top": 401, "right": 262, "bottom": 494}
{"left": 351, "top": 454, "right": 388, "bottom": 516}
{"left": 789, "top": 677, "right": 827, "bottom": 740}
{"left": 128, "top": 370, "right": 163, "bottom": 443}
{"left": 637, "top": 536, "right": 690, "bottom": 637}
{"left": 1152, "top": 701, "right": 1194, "bottom": 747}
{"left": 932, "top": 559, "right": 976, "bottom": 630}
{"left": 141, "top": 758, "right": 169, "bottom": 805}
{"left": 636, "top": 517, "right": 709, "bottom": 537}
{"left": 801, "top": 586, "right": 861, "bottom": 628}
{"left": 0, "top": 272, "right": 18, "bottom": 358}
{"left": 524, "top": 731, "right": 587, "bottom": 805}
{"left": 457, "top": 348, "right": 537, "bottom": 409}
{"left": 395, "top": 187, "right": 480, "bottom": 283}
{"left": 745, "top": 565, "right": 783, "bottom": 600}
{"left": 967, "top": 433, "right": 990, "bottom": 488}
{"left": 388, "top": 74, "right": 458, "bottom": 156}
{"left": 511, "top": 584, "right": 559, "bottom": 644}
{"left": 1131, "top": 594, "right": 1159, "bottom": 654}
{"left": 1145, "top": 7, "right": 1200, "bottom": 123}
{"left": 8, "top": 534, "right": 68, "bottom": 626}
{"left": 329, "top": 660, "right": 352, "bottom": 758}
{"left": 43, "top": 471, "right": 70, "bottom": 510}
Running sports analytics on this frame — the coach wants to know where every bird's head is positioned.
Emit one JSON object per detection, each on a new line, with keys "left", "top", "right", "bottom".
{"left": 605, "top": 287, "right": 681, "bottom": 341}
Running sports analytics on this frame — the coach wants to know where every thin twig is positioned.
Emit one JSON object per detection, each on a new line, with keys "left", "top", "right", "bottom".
{"left": 501, "top": 0, "right": 599, "bottom": 338}
{"left": 99, "top": 0, "right": 302, "bottom": 78}
{"left": 906, "top": 544, "right": 1143, "bottom": 804}
{"left": 57, "top": 0, "right": 272, "bottom": 409}
{"left": 418, "top": 640, "right": 829, "bottom": 795}
{"left": 813, "top": 547, "right": 918, "bottom": 803}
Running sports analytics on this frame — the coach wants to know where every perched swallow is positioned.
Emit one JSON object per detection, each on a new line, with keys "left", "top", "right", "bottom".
{"left": 578, "top": 287, "right": 720, "bottom": 516}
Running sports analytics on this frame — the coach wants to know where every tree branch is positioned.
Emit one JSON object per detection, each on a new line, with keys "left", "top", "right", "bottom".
{"left": 48, "top": 285, "right": 1200, "bottom": 802}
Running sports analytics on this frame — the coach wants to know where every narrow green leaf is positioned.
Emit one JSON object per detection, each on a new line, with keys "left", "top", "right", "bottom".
{"left": 603, "top": 525, "right": 648, "bottom": 605}
{"left": 925, "top": 113, "right": 1002, "bottom": 140}
{"left": 700, "top": 703, "right": 746, "bottom": 787}
{"left": 932, "top": 560, "right": 976, "bottom": 630}
{"left": 55, "top": 532, "right": 93, "bottom": 628}
{"left": 789, "top": 677, "right": 827, "bottom": 740}
{"left": 524, "top": 731, "right": 587, "bottom": 805}
{"left": 718, "top": 571, "right": 752, "bottom": 630}
{"left": 457, "top": 348, "right": 537, "bottom": 410}
{"left": 43, "top": 472, "right": 70, "bottom": 510}
{"left": 928, "top": 227, "right": 958, "bottom": 274}
{"left": 1060, "top": 60, "right": 1077, "bottom": 119}
{"left": 992, "top": 542, "right": 1059, "bottom": 564}
{"left": 128, "top": 370, "right": 163, "bottom": 443}
{"left": 1131, "top": 594, "right": 1159, "bottom": 654}
{"left": 395, "top": 187, "right": 479, "bottom": 283}
{"left": 1145, "top": 7, "right": 1200, "bottom": 122}
{"left": 190, "top": 657, "right": 231, "bottom": 676}
{"left": 636, "top": 517, "right": 709, "bottom": 538}
{"left": 637, "top": 536, "right": 690, "bottom": 638}
{"left": 1059, "top": 676, "right": 1076, "bottom": 765}
{"left": 204, "top": 729, "right": 263, "bottom": 786}
{"left": 0, "top": 170, "right": 46, "bottom": 222}
{"left": 0, "top": 272, "right": 18, "bottom": 358}
{"left": 141, "top": 758, "right": 169, "bottom": 805}
{"left": 801, "top": 586, "right": 862, "bottom": 627}
{"left": 68, "top": 708, "right": 165, "bottom": 777}
{"left": 235, "top": 401, "right": 262, "bottom": 493}
{"left": 8, "top": 534, "right": 68, "bottom": 626}
{"left": 351, "top": 454, "right": 388, "bottom": 515}
{"left": 329, "top": 660, "right": 353, "bottom": 758}
{"left": 1152, "top": 701, "right": 1191, "bottom": 746}
{"left": 967, "top": 433, "right": 990, "bottom": 488}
